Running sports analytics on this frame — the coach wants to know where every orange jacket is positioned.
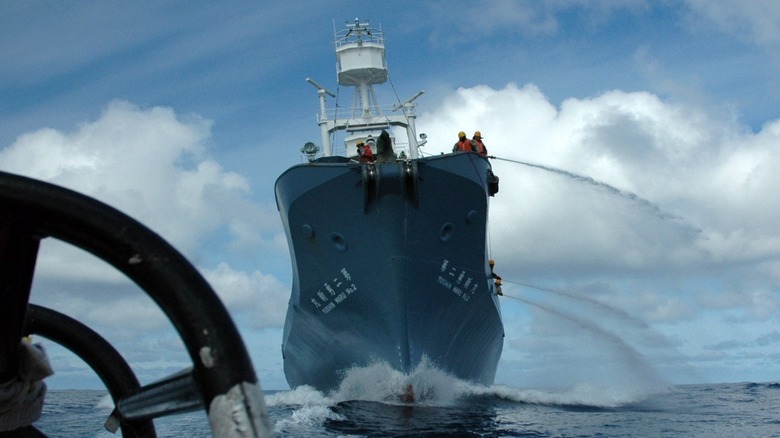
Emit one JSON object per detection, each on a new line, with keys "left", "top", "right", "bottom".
{"left": 472, "top": 139, "right": 488, "bottom": 157}
{"left": 358, "top": 144, "right": 374, "bottom": 163}
{"left": 453, "top": 139, "right": 473, "bottom": 152}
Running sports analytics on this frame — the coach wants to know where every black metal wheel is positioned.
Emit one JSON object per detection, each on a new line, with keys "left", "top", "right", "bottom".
{"left": 23, "top": 304, "right": 156, "bottom": 437}
{"left": 0, "top": 171, "right": 272, "bottom": 437}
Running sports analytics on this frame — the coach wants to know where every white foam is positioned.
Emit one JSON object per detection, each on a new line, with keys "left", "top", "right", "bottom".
{"left": 273, "top": 404, "right": 345, "bottom": 434}
{"left": 485, "top": 381, "right": 669, "bottom": 408}
{"left": 95, "top": 393, "right": 114, "bottom": 409}
{"left": 268, "top": 358, "right": 668, "bottom": 435}
{"left": 265, "top": 385, "right": 329, "bottom": 407}
{"left": 267, "top": 357, "right": 476, "bottom": 410}
{"left": 330, "top": 357, "right": 466, "bottom": 406}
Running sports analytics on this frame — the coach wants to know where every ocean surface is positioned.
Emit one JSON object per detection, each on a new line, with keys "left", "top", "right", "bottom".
{"left": 31, "top": 365, "right": 779, "bottom": 437}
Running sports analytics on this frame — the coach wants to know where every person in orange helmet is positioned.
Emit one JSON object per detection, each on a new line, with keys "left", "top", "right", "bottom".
{"left": 472, "top": 131, "right": 488, "bottom": 157}
{"left": 357, "top": 140, "right": 374, "bottom": 163}
{"left": 452, "top": 131, "right": 473, "bottom": 153}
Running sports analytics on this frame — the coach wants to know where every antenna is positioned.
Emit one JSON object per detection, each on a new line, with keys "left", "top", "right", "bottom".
{"left": 306, "top": 78, "right": 335, "bottom": 156}
{"left": 393, "top": 90, "right": 425, "bottom": 111}
{"left": 306, "top": 78, "right": 335, "bottom": 97}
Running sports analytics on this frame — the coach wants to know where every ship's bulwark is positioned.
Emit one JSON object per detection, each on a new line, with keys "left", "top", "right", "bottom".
{"left": 276, "top": 153, "right": 504, "bottom": 392}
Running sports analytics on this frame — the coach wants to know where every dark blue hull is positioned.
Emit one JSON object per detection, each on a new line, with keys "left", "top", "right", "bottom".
{"left": 275, "top": 153, "right": 504, "bottom": 392}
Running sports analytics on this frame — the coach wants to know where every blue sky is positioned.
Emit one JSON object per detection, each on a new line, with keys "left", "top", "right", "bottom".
{"left": 2, "top": 1, "right": 780, "bottom": 394}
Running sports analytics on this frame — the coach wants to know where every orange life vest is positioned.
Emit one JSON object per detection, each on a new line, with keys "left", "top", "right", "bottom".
{"left": 358, "top": 144, "right": 374, "bottom": 163}
{"left": 473, "top": 139, "right": 487, "bottom": 157}
{"left": 455, "top": 139, "right": 472, "bottom": 152}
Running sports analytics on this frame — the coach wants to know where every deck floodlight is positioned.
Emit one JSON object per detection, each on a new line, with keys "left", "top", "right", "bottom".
{"left": 418, "top": 132, "right": 427, "bottom": 147}
{"left": 301, "top": 142, "right": 319, "bottom": 161}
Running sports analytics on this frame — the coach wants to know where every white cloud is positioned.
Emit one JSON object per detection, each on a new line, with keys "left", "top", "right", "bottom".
{"left": 419, "top": 83, "right": 780, "bottom": 384}
{"left": 420, "top": 83, "right": 780, "bottom": 280}
{"left": 0, "top": 100, "right": 281, "bottom": 267}
{"left": 203, "top": 262, "right": 289, "bottom": 328}
{"left": 685, "top": 0, "right": 780, "bottom": 46}
{"left": 425, "top": 0, "right": 651, "bottom": 45}
{"left": 2, "top": 100, "right": 292, "bottom": 388}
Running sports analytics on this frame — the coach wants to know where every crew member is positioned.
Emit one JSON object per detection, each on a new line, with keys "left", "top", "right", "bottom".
{"left": 452, "top": 131, "right": 473, "bottom": 153}
{"left": 357, "top": 140, "right": 374, "bottom": 163}
{"left": 472, "top": 131, "right": 488, "bottom": 157}
{"left": 489, "top": 259, "right": 503, "bottom": 295}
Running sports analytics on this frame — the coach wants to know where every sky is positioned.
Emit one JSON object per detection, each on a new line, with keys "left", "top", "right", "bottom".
{"left": 2, "top": 1, "right": 780, "bottom": 393}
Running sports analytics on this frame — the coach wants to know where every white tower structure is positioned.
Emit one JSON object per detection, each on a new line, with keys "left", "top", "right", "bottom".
{"left": 307, "top": 19, "right": 424, "bottom": 159}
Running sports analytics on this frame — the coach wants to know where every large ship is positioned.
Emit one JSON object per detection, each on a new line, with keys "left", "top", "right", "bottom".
{"left": 275, "top": 19, "right": 504, "bottom": 394}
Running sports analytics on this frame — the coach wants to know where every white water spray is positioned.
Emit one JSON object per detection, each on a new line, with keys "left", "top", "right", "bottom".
{"left": 506, "top": 292, "right": 668, "bottom": 391}
{"left": 493, "top": 156, "right": 685, "bottom": 223}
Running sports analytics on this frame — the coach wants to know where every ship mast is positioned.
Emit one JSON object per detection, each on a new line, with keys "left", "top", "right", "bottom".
{"left": 307, "top": 18, "right": 424, "bottom": 159}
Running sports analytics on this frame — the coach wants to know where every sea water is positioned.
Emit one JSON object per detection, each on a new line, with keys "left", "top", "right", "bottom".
{"left": 32, "top": 364, "right": 780, "bottom": 437}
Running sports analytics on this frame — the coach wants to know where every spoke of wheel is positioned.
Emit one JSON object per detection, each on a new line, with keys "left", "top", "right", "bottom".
{"left": 24, "top": 305, "right": 157, "bottom": 437}
{"left": 0, "top": 223, "right": 40, "bottom": 382}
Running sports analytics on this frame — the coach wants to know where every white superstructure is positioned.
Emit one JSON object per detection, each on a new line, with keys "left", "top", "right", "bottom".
{"left": 306, "top": 19, "right": 424, "bottom": 159}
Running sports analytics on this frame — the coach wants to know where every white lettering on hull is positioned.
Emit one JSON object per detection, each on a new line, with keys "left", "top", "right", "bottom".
{"left": 437, "top": 258, "right": 479, "bottom": 302}
{"left": 309, "top": 267, "right": 358, "bottom": 314}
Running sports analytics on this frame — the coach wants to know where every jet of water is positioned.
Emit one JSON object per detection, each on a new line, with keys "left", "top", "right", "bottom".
{"left": 507, "top": 280, "right": 650, "bottom": 329}
{"left": 506, "top": 293, "right": 662, "bottom": 375}
{"left": 501, "top": 291, "right": 670, "bottom": 398}
{"left": 492, "top": 156, "right": 681, "bottom": 222}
